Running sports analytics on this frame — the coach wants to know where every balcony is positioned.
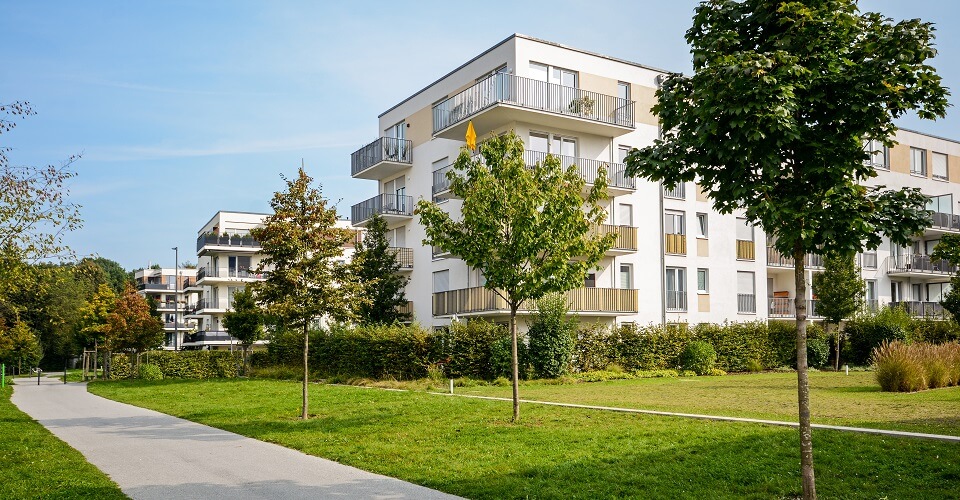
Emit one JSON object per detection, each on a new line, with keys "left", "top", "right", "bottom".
{"left": 433, "top": 287, "right": 637, "bottom": 317}
{"left": 890, "top": 301, "right": 949, "bottom": 319}
{"left": 156, "top": 302, "right": 178, "bottom": 311}
{"left": 182, "top": 330, "right": 237, "bottom": 345}
{"left": 737, "top": 294, "right": 757, "bottom": 314}
{"left": 593, "top": 224, "right": 638, "bottom": 255}
{"left": 927, "top": 211, "right": 960, "bottom": 235}
{"left": 665, "top": 233, "right": 686, "bottom": 255}
{"left": 138, "top": 282, "right": 177, "bottom": 292}
{"left": 389, "top": 247, "right": 414, "bottom": 271}
{"left": 432, "top": 150, "right": 635, "bottom": 200}
{"left": 432, "top": 73, "right": 635, "bottom": 141}
{"left": 736, "top": 240, "right": 756, "bottom": 261}
{"left": 767, "top": 298, "right": 824, "bottom": 319}
{"left": 163, "top": 322, "right": 192, "bottom": 331}
{"left": 351, "top": 137, "right": 413, "bottom": 180}
{"left": 186, "top": 298, "right": 223, "bottom": 316}
{"left": 766, "top": 248, "right": 825, "bottom": 270}
{"left": 197, "top": 266, "right": 268, "bottom": 284}
{"left": 351, "top": 193, "right": 414, "bottom": 227}
{"left": 885, "top": 254, "right": 957, "bottom": 278}
{"left": 196, "top": 233, "right": 261, "bottom": 256}
{"left": 663, "top": 183, "right": 685, "bottom": 200}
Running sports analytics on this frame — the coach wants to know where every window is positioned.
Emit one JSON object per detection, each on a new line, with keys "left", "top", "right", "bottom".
{"left": 928, "top": 282, "right": 949, "bottom": 303}
{"left": 617, "top": 81, "right": 630, "bottom": 101}
{"left": 229, "top": 255, "right": 251, "bottom": 277}
{"left": 383, "top": 176, "right": 407, "bottom": 212}
{"left": 432, "top": 270, "right": 450, "bottom": 293}
{"left": 386, "top": 226, "right": 406, "bottom": 248}
{"left": 911, "top": 147, "right": 927, "bottom": 176}
{"left": 617, "top": 145, "right": 631, "bottom": 163}
{"left": 618, "top": 203, "right": 633, "bottom": 226}
{"left": 696, "top": 213, "right": 708, "bottom": 238}
{"left": 529, "top": 131, "right": 577, "bottom": 161}
{"left": 584, "top": 273, "right": 596, "bottom": 288}
{"left": 619, "top": 264, "right": 632, "bottom": 289}
{"left": 737, "top": 271, "right": 756, "bottom": 313}
{"left": 664, "top": 211, "right": 685, "bottom": 235}
{"left": 933, "top": 152, "right": 948, "bottom": 180}
{"left": 665, "top": 267, "right": 687, "bottom": 311}
{"left": 227, "top": 286, "right": 239, "bottom": 309}
{"left": 864, "top": 139, "right": 889, "bottom": 169}
{"left": 432, "top": 158, "right": 450, "bottom": 201}
{"left": 697, "top": 269, "right": 709, "bottom": 294}
{"left": 891, "top": 281, "right": 902, "bottom": 302}
{"left": 865, "top": 280, "right": 877, "bottom": 310}
{"left": 735, "top": 218, "right": 754, "bottom": 241}
{"left": 664, "top": 211, "right": 686, "bottom": 255}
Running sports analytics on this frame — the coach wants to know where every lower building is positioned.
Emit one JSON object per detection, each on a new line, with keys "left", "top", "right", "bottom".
{"left": 134, "top": 267, "right": 198, "bottom": 349}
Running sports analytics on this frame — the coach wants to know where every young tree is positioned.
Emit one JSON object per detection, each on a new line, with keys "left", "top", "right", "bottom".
{"left": 625, "top": 2, "right": 947, "bottom": 497}
{"left": 108, "top": 283, "right": 164, "bottom": 374}
{"left": 353, "top": 213, "right": 410, "bottom": 325}
{"left": 250, "top": 168, "right": 363, "bottom": 420}
{"left": 932, "top": 234, "right": 960, "bottom": 320}
{"left": 417, "top": 131, "right": 614, "bottom": 421}
{"left": 76, "top": 283, "right": 116, "bottom": 379}
{"left": 812, "top": 253, "right": 865, "bottom": 369}
{"left": 222, "top": 287, "right": 264, "bottom": 375}
{"left": 0, "top": 320, "right": 43, "bottom": 374}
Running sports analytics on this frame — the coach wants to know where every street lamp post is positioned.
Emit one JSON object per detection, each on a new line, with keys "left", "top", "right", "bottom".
{"left": 172, "top": 246, "right": 179, "bottom": 351}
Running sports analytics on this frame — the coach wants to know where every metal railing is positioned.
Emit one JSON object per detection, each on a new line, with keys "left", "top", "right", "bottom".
{"left": 665, "top": 233, "right": 686, "bottom": 255}
{"left": 183, "top": 331, "right": 237, "bottom": 343}
{"left": 736, "top": 240, "right": 755, "bottom": 261}
{"left": 592, "top": 224, "right": 638, "bottom": 251}
{"left": 886, "top": 254, "right": 957, "bottom": 275}
{"left": 737, "top": 294, "right": 756, "bottom": 313}
{"left": 767, "top": 298, "right": 823, "bottom": 318}
{"left": 138, "top": 283, "right": 176, "bottom": 291}
{"left": 188, "top": 299, "right": 221, "bottom": 315}
{"left": 433, "top": 287, "right": 638, "bottom": 316}
{"left": 929, "top": 211, "right": 960, "bottom": 232}
{"left": 665, "top": 290, "right": 687, "bottom": 312}
{"left": 432, "top": 73, "right": 635, "bottom": 134}
{"left": 351, "top": 193, "right": 414, "bottom": 224}
{"left": 663, "top": 183, "right": 685, "bottom": 199}
{"left": 196, "top": 233, "right": 260, "bottom": 252}
{"left": 351, "top": 137, "right": 413, "bottom": 176}
{"left": 388, "top": 247, "right": 414, "bottom": 269}
{"left": 890, "top": 301, "right": 949, "bottom": 319}
{"left": 766, "top": 248, "right": 825, "bottom": 269}
{"left": 156, "top": 302, "right": 178, "bottom": 310}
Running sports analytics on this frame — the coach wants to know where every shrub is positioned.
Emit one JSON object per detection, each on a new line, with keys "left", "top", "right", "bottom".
{"left": 681, "top": 341, "right": 716, "bottom": 375}
{"left": 696, "top": 321, "right": 770, "bottom": 372}
{"left": 746, "top": 358, "right": 763, "bottom": 373}
{"left": 112, "top": 351, "right": 240, "bottom": 379}
{"left": 847, "top": 307, "right": 911, "bottom": 365}
{"left": 248, "top": 350, "right": 272, "bottom": 368}
{"left": 908, "top": 319, "right": 960, "bottom": 344}
{"left": 705, "top": 368, "right": 727, "bottom": 376}
{"left": 311, "top": 323, "right": 431, "bottom": 380}
{"left": 872, "top": 341, "right": 926, "bottom": 392}
{"left": 613, "top": 323, "right": 691, "bottom": 371}
{"left": 264, "top": 327, "right": 304, "bottom": 366}
{"left": 447, "top": 319, "right": 512, "bottom": 380}
{"left": 767, "top": 321, "right": 799, "bottom": 368}
{"left": 108, "top": 354, "right": 131, "bottom": 379}
{"left": 138, "top": 363, "right": 163, "bottom": 380}
{"left": 806, "top": 337, "right": 830, "bottom": 369}
{"left": 490, "top": 331, "right": 529, "bottom": 380}
{"left": 250, "top": 364, "right": 303, "bottom": 381}
{"left": 572, "top": 323, "right": 614, "bottom": 372}
{"left": 527, "top": 293, "right": 577, "bottom": 378}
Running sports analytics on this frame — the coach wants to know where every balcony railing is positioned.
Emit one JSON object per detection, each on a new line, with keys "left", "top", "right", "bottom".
{"left": 188, "top": 299, "right": 221, "bottom": 315}
{"left": 592, "top": 224, "right": 638, "bottom": 252}
{"left": 930, "top": 211, "right": 960, "bottom": 232}
{"left": 138, "top": 283, "right": 176, "bottom": 291}
{"left": 737, "top": 294, "right": 757, "bottom": 314}
{"left": 767, "top": 298, "right": 824, "bottom": 318}
{"left": 351, "top": 193, "right": 414, "bottom": 224}
{"left": 388, "top": 247, "right": 414, "bottom": 269}
{"left": 890, "top": 301, "right": 949, "bottom": 319}
{"left": 351, "top": 137, "right": 413, "bottom": 176}
{"left": 432, "top": 73, "right": 635, "bottom": 134}
{"left": 183, "top": 331, "right": 237, "bottom": 344}
{"left": 736, "top": 240, "right": 756, "bottom": 261}
{"left": 156, "top": 302, "right": 178, "bottom": 310}
{"left": 766, "top": 248, "right": 825, "bottom": 269}
{"left": 665, "top": 233, "right": 686, "bottom": 255}
{"left": 665, "top": 290, "right": 687, "bottom": 312}
{"left": 886, "top": 254, "right": 957, "bottom": 275}
{"left": 196, "top": 233, "right": 260, "bottom": 252}
{"left": 663, "top": 183, "right": 685, "bottom": 199}
{"left": 433, "top": 287, "right": 638, "bottom": 316}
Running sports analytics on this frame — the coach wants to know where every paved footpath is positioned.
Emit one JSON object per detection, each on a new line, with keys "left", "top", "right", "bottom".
{"left": 12, "top": 377, "right": 459, "bottom": 500}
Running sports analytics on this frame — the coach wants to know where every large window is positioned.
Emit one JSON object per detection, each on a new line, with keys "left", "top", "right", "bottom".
{"left": 618, "top": 203, "right": 633, "bottom": 226}
{"left": 864, "top": 139, "right": 889, "bottom": 169}
{"left": 911, "top": 147, "right": 927, "bottom": 176}
{"left": 665, "top": 267, "right": 687, "bottom": 311}
{"left": 737, "top": 271, "right": 756, "bottom": 313}
{"left": 432, "top": 270, "right": 450, "bottom": 293}
{"left": 529, "top": 131, "right": 577, "bottom": 160}
{"left": 933, "top": 152, "right": 949, "bottom": 180}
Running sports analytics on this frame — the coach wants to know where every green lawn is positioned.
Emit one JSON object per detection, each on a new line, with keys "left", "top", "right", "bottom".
{"left": 89, "top": 378, "right": 960, "bottom": 499}
{"left": 455, "top": 371, "right": 960, "bottom": 436}
{"left": 0, "top": 385, "right": 127, "bottom": 499}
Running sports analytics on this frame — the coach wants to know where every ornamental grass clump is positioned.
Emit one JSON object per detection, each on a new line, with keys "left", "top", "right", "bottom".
{"left": 872, "top": 341, "right": 926, "bottom": 392}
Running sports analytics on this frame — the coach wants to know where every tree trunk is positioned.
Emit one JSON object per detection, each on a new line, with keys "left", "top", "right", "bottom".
{"left": 794, "top": 246, "right": 817, "bottom": 500}
{"left": 105, "top": 349, "right": 112, "bottom": 380}
{"left": 302, "top": 323, "right": 309, "bottom": 420}
{"left": 242, "top": 345, "right": 249, "bottom": 377}
{"left": 510, "top": 303, "right": 520, "bottom": 422}
{"left": 834, "top": 324, "right": 841, "bottom": 371}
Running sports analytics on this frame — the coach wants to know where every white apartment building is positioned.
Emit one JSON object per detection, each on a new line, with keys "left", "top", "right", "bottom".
{"left": 348, "top": 34, "right": 960, "bottom": 330}
{"left": 134, "top": 267, "right": 198, "bottom": 350}
{"left": 186, "top": 210, "right": 358, "bottom": 349}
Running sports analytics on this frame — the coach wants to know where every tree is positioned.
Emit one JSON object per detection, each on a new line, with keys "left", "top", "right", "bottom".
{"left": 222, "top": 287, "right": 264, "bottom": 375}
{"left": 527, "top": 293, "right": 577, "bottom": 379}
{"left": 76, "top": 283, "right": 116, "bottom": 379}
{"left": 812, "top": 253, "right": 865, "bottom": 369}
{"left": 108, "top": 283, "right": 164, "bottom": 374}
{"left": 932, "top": 234, "right": 960, "bottom": 320}
{"left": 353, "top": 214, "right": 410, "bottom": 325}
{"left": 250, "top": 168, "right": 364, "bottom": 420}
{"left": 417, "top": 131, "right": 614, "bottom": 421}
{"left": 625, "top": 2, "right": 947, "bottom": 497}
{"left": 82, "top": 257, "right": 130, "bottom": 295}
{"left": 0, "top": 319, "right": 43, "bottom": 374}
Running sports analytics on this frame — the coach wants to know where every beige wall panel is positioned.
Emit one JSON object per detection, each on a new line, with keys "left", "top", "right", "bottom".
{"left": 633, "top": 84, "right": 658, "bottom": 127}
{"left": 698, "top": 294, "right": 710, "bottom": 313}
{"left": 889, "top": 144, "right": 910, "bottom": 174}
{"left": 696, "top": 184, "right": 709, "bottom": 202}
{"left": 579, "top": 72, "right": 618, "bottom": 98}
{"left": 697, "top": 238, "right": 709, "bottom": 257}
{"left": 405, "top": 106, "right": 432, "bottom": 148}
{"left": 950, "top": 155, "right": 960, "bottom": 184}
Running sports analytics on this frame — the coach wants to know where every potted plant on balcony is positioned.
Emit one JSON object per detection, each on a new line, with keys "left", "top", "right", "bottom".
{"left": 568, "top": 94, "right": 595, "bottom": 116}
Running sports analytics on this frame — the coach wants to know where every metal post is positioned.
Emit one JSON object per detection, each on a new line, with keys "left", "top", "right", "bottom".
{"left": 64, "top": 360, "right": 67, "bottom": 384}
{"left": 172, "top": 246, "right": 179, "bottom": 351}
{"left": 1, "top": 363, "right": 5, "bottom": 388}
{"left": 37, "top": 368, "right": 41, "bottom": 385}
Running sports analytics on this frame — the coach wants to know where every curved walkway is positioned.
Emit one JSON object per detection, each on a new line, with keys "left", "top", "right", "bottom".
{"left": 11, "top": 377, "right": 458, "bottom": 500}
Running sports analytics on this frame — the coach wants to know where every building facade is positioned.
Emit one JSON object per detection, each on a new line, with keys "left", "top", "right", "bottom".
{"left": 348, "top": 34, "right": 960, "bottom": 330}
{"left": 134, "top": 267, "right": 198, "bottom": 349}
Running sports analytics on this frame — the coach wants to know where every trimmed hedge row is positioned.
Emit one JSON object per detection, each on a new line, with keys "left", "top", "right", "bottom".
{"left": 110, "top": 351, "right": 241, "bottom": 379}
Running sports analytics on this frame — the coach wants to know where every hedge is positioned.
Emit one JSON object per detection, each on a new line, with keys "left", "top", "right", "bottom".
{"left": 110, "top": 351, "right": 241, "bottom": 379}
{"left": 311, "top": 323, "right": 431, "bottom": 380}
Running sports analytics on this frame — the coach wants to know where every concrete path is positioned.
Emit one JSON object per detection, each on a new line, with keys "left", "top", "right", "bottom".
{"left": 11, "top": 377, "right": 459, "bottom": 500}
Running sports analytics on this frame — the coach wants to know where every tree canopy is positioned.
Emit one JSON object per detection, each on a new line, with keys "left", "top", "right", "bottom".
{"left": 222, "top": 286, "right": 264, "bottom": 374}
{"left": 417, "top": 131, "right": 614, "bottom": 420}
{"left": 352, "top": 214, "right": 410, "bottom": 325}
{"left": 625, "top": 2, "right": 948, "bottom": 497}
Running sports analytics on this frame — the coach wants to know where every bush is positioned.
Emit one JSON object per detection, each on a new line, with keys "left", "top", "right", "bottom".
{"left": 806, "top": 337, "right": 830, "bottom": 369}
{"left": 572, "top": 323, "right": 614, "bottom": 372}
{"left": 695, "top": 321, "right": 769, "bottom": 372}
{"left": 311, "top": 323, "right": 431, "bottom": 380}
{"left": 446, "top": 319, "right": 514, "bottom": 380}
{"left": 613, "top": 323, "right": 691, "bottom": 371}
{"left": 490, "top": 331, "right": 529, "bottom": 380}
{"left": 847, "top": 307, "right": 911, "bottom": 365}
{"left": 909, "top": 319, "right": 960, "bottom": 344}
{"left": 527, "top": 293, "right": 577, "bottom": 378}
{"left": 138, "top": 363, "right": 163, "bottom": 380}
{"left": 746, "top": 358, "right": 764, "bottom": 373}
{"left": 264, "top": 327, "right": 304, "bottom": 366}
{"left": 681, "top": 341, "right": 716, "bottom": 375}
{"left": 111, "top": 351, "right": 240, "bottom": 379}
{"left": 767, "top": 321, "right": 799, "bottom": 368}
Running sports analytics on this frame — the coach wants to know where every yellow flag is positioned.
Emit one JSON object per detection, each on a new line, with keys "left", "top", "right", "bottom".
{"left": 465, "top": 121, "right": 477, "bottom": 150}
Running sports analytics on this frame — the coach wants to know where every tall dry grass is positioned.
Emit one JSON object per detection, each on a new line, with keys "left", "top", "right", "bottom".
{"left": 871, "top": 341, "right": 960, "bottom": 392}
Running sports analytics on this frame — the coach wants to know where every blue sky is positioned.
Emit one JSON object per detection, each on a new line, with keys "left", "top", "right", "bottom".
{"left": 2, "top": 1, "right": 957, "bottom": 270}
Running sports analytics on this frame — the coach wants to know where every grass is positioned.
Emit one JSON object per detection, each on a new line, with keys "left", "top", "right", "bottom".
{"left": 0, "top": 384, "right": 128, "bottom": 499}
{"left": 89, "top": 378, "right": 960, "bottom": 499}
